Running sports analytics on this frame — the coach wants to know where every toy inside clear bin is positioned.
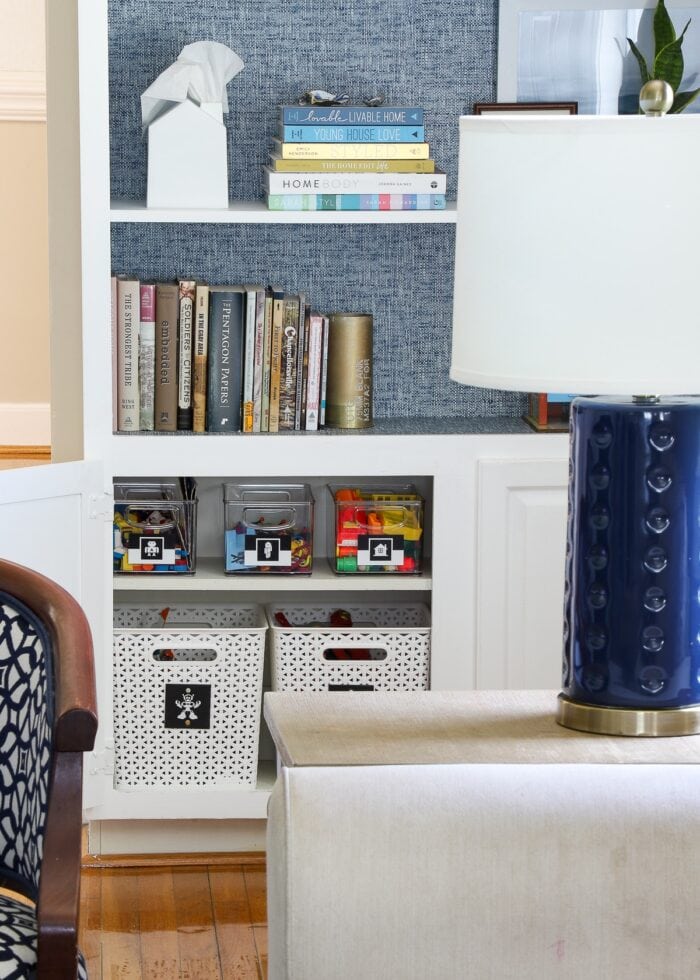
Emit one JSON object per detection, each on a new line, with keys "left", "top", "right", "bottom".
{"left": 223, "top": 483, "right": 314, "bottom": 574}
{"left": 329, "top": 483, "right": 424, "bottom": 574}
{"left": 113, "top": 477, "right": 197, "bottom": 574}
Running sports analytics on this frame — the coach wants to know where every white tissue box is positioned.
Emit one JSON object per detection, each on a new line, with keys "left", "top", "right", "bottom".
{"left": 147, "top": 100, "right": 229, "bottom": 209}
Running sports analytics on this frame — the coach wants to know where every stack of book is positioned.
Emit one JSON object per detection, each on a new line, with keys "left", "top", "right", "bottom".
{"left": 112, "top": 277, "right": 330, "bottom": 435}
{"left": 265, "top": 104, "right": 446, "bottom": 212}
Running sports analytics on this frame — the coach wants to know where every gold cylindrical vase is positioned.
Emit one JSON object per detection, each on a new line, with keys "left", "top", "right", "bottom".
{"left": 325, "top": 313, "right": 373, "bottom": 429}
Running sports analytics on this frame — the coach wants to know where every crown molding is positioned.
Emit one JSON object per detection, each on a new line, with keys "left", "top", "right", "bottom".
{"left": 0, "top": 70, "right": 46, "bottom": 121}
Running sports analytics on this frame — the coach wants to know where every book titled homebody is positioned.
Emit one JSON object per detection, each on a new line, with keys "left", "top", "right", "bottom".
{"left": 265, "top": 167, "right": 446, "bottom": 196}
{"left": 267, "top": 193, "right": 446, "bottom": 211}
{"left": 281, "top": 125, "right": 425, "bottom": 143}
{"left": 282, "top": 106, "right": 424, "bottom": 125}
{"left": 272, "top": 139, "right": 430, "bottom": 160}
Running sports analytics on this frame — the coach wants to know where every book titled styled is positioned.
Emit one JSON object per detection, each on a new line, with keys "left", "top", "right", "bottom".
{"left": 155, "top": 282, "right": 179, "bottom": 431}
{"left": 138, "top": 283, "right": 156, "bottom": 431}
{"left": 206, "top": 286, "right": 245, "bottom": 433}
{"left": 267, "top": 193, "right": 446, "bottom": 211}
{"left": 272, "top": 138, "right": 430, "bottom": 160}
{"left": 281, "top": 105, "right": 424, "bottom": 126}
{"left": 116, "top": 276, "right": 140, "bottom": 431}
{"left": 192, "top": 283, "right": 210, "bottom": 433}
{"left": 177, "top": 279, "right": 196, "bottom": 430}
{"left": 264, "top": 167, "right": 446, "bottom": 196}
{"left": 281, "top": 125, "right": 425, "bottom": 143}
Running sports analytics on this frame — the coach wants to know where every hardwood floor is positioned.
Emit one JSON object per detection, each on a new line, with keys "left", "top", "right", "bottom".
{"left": 79, "top": 859, "right": 268, "bottom": 979}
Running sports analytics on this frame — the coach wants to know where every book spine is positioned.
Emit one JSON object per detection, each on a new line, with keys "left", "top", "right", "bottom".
{"left": 193, "top": 283, "right": 210, "bottom": 433}
{"left": 278, "top": 294, "right": 299, "bottom": 431}
{"left": 268, "top": 288, "right": 284, "bottom": 433}
{"left": 294, "top": 292, "right": 306, "bottom": 429}
{"left": 206, "top": 288, "right": 244, "bottom": 432}
{"left": 111, "top": 275, "right": 117, "bottom": 431}
{"left": 155, "top": 283, "right": 179, "bottom": 431}
{"left": 138, "top": 283, "right": 156, "bottom": 431}
{"left": 281, "top": 124, "right": 424, "bottom": 143}
{"left": 304, "top": 313, "right": 324, "bottom": 431}
{"left": 269, "top": 156, "right": 436, "bottom": 173}
{"left": 282, "top": 106, "right": 424, "bottom": 126}
{"left": 265, "top": 169, "right": 446, "bottom": 195}
{"left": 117, "top": 277, "right": 140, "bottom": 431}
{"left": 267, "top": 193, "right": 446, "bottom": 211}
{"left": 177, "top": 280, "right": 195, "bottom": 430}
{"left": 319, "top": 315, "right": 330, "bottom": 427}
{"left": 242, "top": 287, "right": 257, "bottom": 433}
{"left": 272, "top": 138, "right": 430, "bottom": 160}
{"left": 252, "top": 287, "right": 266, "bottom": 432}
{"left": 299, "top": 307, "right": 310, "bottom": 429}
{"left": 261, "top": 287, "right": 273, "bottom": 432}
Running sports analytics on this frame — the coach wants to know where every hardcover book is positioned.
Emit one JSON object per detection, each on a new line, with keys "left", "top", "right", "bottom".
{"left": 304, "top": 312, "right": 324, "bottom": 431}
{"left": 206, "top": 287, "right": 245, "bottom": 433}
{"left": 268, "top": 154, "right": 436, "bottom": 173}
{"left": 192, "top": 283, "right": 210, "bottom": 433}
{"left": 242, "top": 285, "right": 259, "bottom": 433}
{"left": 252, "top": 286, "right": 266, "bottom": 432}
{"left": 139, "top": 283, "right": 156, "bottom": 431}
{"left": 111, "top": 276, "right": 118, "bottom": 430}
{"left": 261, "top": 287, "right": 274, "bottom": 432}
{"left": 281, "top": 124, "right": 425, "bottom": 143}
{"left": 264, "top": 167, "right": 446, "bottom": 196}
{"left": 116, "top": 276, "right": 140, "bottom": 431}
{"left": 278, "top": 294, "right": 299, "bottom": 431}
{"left": 281, "top": 106, "right": 424, "bottom": 126}
{"left": 155, "top": 282, "right": 179, "bottom": 432}
{"left": 294, "top": 292, "right": 306, "bottom": 429}
{"left": 272, "top": 138, "right": 430, "bottom": 160}
{"left": 267, "top": 193, "right": 446, "bottom": 211}
{"left": 177, "top": 279, "right": 196, "bottom": 430}
{"left": 319, "top": 315, "right": 330, "bottom": 427}
{"left": 268, "top": 286, "right": 285, "bottom": 433}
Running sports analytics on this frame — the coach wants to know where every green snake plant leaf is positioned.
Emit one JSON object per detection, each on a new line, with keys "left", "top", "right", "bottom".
{"left": 653, "top": 21, "right": 690, "bottom": 92}
{"left": 627, "top": 37, "right": 651, "bottom": 83}
{"left": 671, "top": 86, "right": 700, "bottom": 111}
{"left": 653, "top": 0, "right": 676, "bottom": 57}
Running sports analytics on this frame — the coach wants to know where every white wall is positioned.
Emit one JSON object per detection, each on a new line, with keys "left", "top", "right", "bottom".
{"left": 0, "top": 0, "right": 50, "bottom": 444}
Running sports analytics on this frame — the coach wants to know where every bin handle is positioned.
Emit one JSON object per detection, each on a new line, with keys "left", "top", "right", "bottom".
{"left": 242, "top": 506, "right": 297, "bottom": 532}
{"left": 351, "top": 506, "right": 410, "bottom": 531}
{"left": 122, "top": 509, "right": 178, "bottom": 532}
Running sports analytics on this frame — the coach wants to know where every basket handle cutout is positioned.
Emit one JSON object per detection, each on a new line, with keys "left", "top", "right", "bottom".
{"left": 152, "top": 648, "right": 218, "bottom": 662}
{"left": 328, "top": 683, "right": 375, "bottom": 691}
{"left": 322, "top": 646, "right": 387, "bottom": 661}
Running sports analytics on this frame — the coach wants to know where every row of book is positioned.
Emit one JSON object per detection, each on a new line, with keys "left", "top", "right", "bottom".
{"left": 266, "top": 104, "right": 446, "bottom": 211}
{"left": 112, "top": 277, "right": 331, "bottom": 434}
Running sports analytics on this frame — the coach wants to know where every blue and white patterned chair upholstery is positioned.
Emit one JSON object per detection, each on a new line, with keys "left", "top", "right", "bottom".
{"left": 0, "top": 560, "right": 97, "bottom": 980}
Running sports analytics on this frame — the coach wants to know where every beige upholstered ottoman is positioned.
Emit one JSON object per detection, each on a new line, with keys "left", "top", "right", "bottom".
{"left": 265, "top": 691, "right": 700, "bottom": 980}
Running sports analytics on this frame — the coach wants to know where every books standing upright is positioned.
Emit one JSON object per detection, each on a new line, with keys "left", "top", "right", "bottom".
{"left": 116, "top": 277, "right": 140, "bottom": 431}
{"left": 155, "top": 282, "right": 179, "bottom": 431}
{"left": 177, "top": 280, "right": 196, "bottom": 430}
{"left": 207, "top": 287, "right": 245, "bottom": 432}
{"left": 139, "top": 283, "right": 156, "bottom": 430}
{"left": 192, "top": 284, "right": 210, "bottom": 433}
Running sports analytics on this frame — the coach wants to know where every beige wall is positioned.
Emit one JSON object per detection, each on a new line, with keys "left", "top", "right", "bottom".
{"left": 0, "top": 120, "right": 50, "bottom": 403}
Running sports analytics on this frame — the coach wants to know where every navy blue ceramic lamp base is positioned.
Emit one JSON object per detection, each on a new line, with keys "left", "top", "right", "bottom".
{"left": 558, "top": 395, "right": 700, "bottom": 736}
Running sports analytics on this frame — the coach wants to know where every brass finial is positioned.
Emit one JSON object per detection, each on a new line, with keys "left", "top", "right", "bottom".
{"left": 639, "top": 79, "right": 674, "bottom": 115}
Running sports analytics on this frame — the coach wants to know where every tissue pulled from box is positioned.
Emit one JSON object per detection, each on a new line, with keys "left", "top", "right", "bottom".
{"left": 141, "top": 40, "right": 244, "bottom": 130}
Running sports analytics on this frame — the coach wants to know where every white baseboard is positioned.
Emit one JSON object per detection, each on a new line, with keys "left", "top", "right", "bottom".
{"left": 0, "top": 402, "right": 50, "bottom": 445}
{"left": 0, "top": 70, "right": 46, "bottom": 122}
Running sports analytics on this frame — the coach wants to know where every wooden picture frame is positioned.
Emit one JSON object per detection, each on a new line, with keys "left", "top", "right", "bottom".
{"left": 473, "top": 101, "right": 578, "bottom": 114}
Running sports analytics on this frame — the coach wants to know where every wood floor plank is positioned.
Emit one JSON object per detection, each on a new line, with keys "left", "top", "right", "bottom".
{"left": 78, "top": 868, "right": 103, "bottom": 979}
{"left": 209, "top": 867, "right": 262, "bottom": 980}
{"left": 244, "top": 868, "right": 268, "bottom": 979}
{"left": 172, "top": 868, "right": 222, "bottom": 980}
{"left": 99, "top": 868, "right": 143, "bottom": 979}
{"left": 136, "top": 868, "right": 181, "bottom": 980}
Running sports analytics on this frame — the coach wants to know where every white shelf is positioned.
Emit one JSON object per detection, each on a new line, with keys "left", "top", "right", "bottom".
{"left": 114, "top": 556, "right": 432, "bottom": 591}
{"left": 110, "top": 199, "right": 457, "bottom": 224}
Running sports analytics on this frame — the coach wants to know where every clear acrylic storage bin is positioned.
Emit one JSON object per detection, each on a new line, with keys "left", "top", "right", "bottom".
{"left": 113, "top": 477, "right": 197, "bottom": 574}
{"left": 329, "top": 483, "right": 424, "bottom": 574}
{"left": 223, "top": 483, "right": 314, "bottom": 574}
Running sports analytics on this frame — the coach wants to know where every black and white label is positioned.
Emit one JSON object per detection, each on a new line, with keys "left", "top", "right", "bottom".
{"left": 244, "top": 534, "right": 292, "bottom": 567}
{"left": 164, "top": 684, "right": 211, "bottom": 729}
{"left": 127, "top": 535, "right": 176, "bottom": 565}
{"left": 357, "top": 534, "right": 404, "bottom": 566}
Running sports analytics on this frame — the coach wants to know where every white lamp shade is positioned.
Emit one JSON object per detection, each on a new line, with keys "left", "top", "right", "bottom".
{"left": 450, "top": 115, "right": 700, "bottom": 395}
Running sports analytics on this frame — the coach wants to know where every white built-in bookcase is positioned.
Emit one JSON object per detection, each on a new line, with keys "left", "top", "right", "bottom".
{"left": 42, "top": 0, "right": 569, "bottom": 850}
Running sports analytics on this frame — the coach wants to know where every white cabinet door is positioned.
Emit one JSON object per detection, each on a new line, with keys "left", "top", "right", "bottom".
{"left": 0, "top": 460, "right": 109, "bottom": 808}
{"left": 476, "top": 457, "right": 568, "bottom": 690}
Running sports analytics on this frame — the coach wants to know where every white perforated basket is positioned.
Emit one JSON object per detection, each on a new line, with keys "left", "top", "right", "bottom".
{"left": 267, "top": 602, "right": 430, "bottom": 692}
{"left": 113, "top": 605, "right": 266, "bottom": 789}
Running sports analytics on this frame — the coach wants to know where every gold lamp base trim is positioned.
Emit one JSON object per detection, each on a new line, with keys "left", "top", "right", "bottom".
{"left": 556, "top": 694, "right": 700, "bottom": 737}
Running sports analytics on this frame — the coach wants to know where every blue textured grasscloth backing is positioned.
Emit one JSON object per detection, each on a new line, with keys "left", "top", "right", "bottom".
{"left": 109, "top": 0, "right": 524, "bottom": 419}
